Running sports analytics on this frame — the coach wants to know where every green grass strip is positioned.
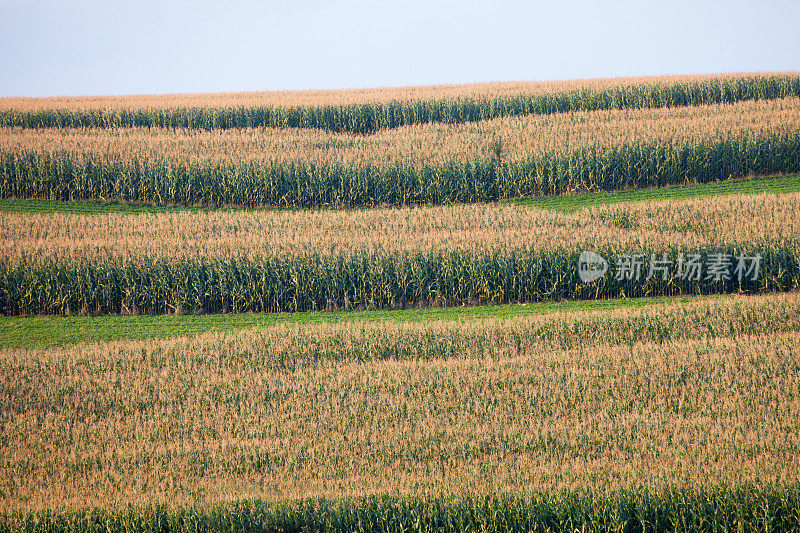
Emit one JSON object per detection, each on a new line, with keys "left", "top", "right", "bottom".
{"left": 514, "top": 173, "right": 800, "bottom": 213}
{"left": 0, "top": 293, "right": 723, "bottom": 349}
{"left": 0, "top": 198, "right": 250, "bottom": 215}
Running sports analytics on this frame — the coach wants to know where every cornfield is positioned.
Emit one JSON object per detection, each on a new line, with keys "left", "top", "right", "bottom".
{"left": 2, "top": 193, "right": 798, "bottom": 315}
{"left": 5, "top": 194, "right": 797, "bottom": 260}
{"left": 2, "top": 489, "right": 799, "bottom": 533}
{"left": 1, "top": 245, "right": 797, "bottom": 316}
{"left": 2, "top": 96, "right": 800, "bottom": 207}
{"left": 1, "top": 73, "right": 798, "bottom": 134}
{"left": 3, "top": 72, "right": 800, "bottom": 530}
{"left": 1, "top": 292, "right": 799, "bottom": 523}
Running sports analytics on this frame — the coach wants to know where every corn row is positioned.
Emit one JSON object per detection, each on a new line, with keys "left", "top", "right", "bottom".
{"left": 2, "top": 134, "right": 798, "bottom": 207}
{"left": 2, "top": 489, "right": 798, "bottom": 533}
{"left": 0, "top": 244, "right": 795, "bottom": 315}
{"left": 2, "top": 74, "right": 798, "bottom": 134}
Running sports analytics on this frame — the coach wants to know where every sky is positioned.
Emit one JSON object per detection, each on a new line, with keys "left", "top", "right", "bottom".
{"left": 1, "top": 0, "right": 799, "bottom": 98}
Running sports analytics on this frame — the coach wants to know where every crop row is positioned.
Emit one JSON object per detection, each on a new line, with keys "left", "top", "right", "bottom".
{"left": 3, "top": 72, "right": 790, "bottom": 111}
{"left": 3, "top": 134, "right": 799, "bottom": 207}
{"left": 1, "top": 245, "right": 796, "bottom": 315}
{"left": 2, "top": 292, "right": 799, "bottom": 510}
{"left": 2, "top": 489, "right": 799, "bottom": 533}
{"left": 2, "top": 74, "right": 798, "bottom": 133}
{"left": 3, "top": 96, "right": 793, "bottom": 207}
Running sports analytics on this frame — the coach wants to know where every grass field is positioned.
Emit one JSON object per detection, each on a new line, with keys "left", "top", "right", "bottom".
{"left": 0, "top": 293, "right": 721, "bottom": 349}
{"left": 0, "top": 198, "right": 220, "bottom": 215}
{"left": 515, "top": 172, "right": 800, "bottom": 212}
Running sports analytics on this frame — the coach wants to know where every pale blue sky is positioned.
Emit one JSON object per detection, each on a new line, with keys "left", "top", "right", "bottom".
{"left": 1, "top": 0, "right": 798, "bottom": 97}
